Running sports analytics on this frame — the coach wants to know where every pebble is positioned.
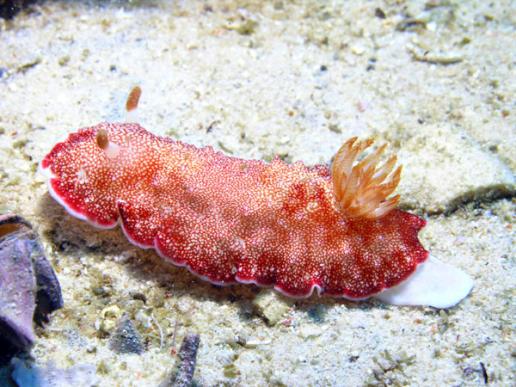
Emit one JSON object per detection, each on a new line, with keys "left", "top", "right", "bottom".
{"left": 252, "top": 291, "right": 291, "bottom": 326}
{"left": 109, "top": 314, "right": 144, "bottom": 355}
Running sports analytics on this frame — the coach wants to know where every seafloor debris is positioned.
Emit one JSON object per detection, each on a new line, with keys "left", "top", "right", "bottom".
{"left": 0, "top": 0, "right": 37, "bottom": 20}
{"left": 252, "top": 290, "right": 291, "bottom": 326}
{"left": 170, "top": 333, "right": 201, "bottom": 387}
{"left": 368, "top": 349, "right": 416, "bottom": 385}
{"left": 396, "top": 17, "right": 427, "bottom": 32}
{"left": 0, "top": 214, "right": 63, "bottom": 359}
{"left": 408, "top": 45, "right": 463, "bottom": 65}
{"left": 109, "top": 314, "right": 144, "bottom": 355}
{"left": 223, "top": 17, "right": 258, "bottom": 35}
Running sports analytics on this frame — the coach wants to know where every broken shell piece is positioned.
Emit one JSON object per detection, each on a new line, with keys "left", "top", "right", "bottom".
{"left": 0, "top": 214, "right": 63, "bottom": 351}
{"left": 375, "top": 255, "right": 473, "bottom": 308}
{"left": 408, "top": 46, "right": 463, "bottom": 65}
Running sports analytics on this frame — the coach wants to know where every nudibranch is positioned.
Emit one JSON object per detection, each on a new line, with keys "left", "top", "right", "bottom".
{"left": 41, "top": 124, "right": 473, "bottom": 308}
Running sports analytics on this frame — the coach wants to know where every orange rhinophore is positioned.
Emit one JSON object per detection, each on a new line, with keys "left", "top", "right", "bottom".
{"left": 95, "top": 128, "right": 109, "bottom": 149}
{"left": 125, "top": 86, "right": 142, "bottom": 112}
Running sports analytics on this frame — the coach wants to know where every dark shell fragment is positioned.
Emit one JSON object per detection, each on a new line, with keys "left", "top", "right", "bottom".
{"left": 159, "top": 333, "right": 201, "bottom": 387}
{"left": 172, "top": 333, "right": 201, "bottom": 387}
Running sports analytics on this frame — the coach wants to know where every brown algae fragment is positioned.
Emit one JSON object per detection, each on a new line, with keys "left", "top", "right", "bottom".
{"left": 16, "top": 58, "right": 41, "bottom": 74}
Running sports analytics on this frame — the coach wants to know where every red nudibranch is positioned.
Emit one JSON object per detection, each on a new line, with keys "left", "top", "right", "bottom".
{"left": 41, "top": 123, "right": 473, "bottom": 307}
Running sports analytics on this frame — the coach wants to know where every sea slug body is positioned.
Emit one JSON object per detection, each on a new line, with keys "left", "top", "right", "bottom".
{"left": 41, "top": 123, "right": 472, "bottom": 306}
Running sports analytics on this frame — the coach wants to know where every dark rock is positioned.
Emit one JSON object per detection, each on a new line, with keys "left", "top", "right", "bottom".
{"left": 0, "top": 214, "right": 63, "bottom": 362}
{"left": 0, "top": 218, "right": 38, "bottom": 350}
{"left": 109, "top": 314, "right": 144, "bottom": 354}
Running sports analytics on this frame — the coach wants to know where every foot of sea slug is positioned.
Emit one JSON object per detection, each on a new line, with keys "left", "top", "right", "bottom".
{"left": 374, "top": 255, "right": 473, "bottom": 308}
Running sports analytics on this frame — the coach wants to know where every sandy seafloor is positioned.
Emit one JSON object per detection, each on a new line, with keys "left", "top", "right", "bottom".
{"left": 0, "top": 0, "right": 515, "bottom": 385}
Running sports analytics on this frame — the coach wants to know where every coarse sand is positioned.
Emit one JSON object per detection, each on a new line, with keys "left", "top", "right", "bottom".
{"left": 0, "top": 1, "right": 514, "bottom": 385}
